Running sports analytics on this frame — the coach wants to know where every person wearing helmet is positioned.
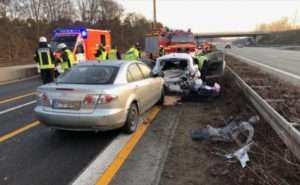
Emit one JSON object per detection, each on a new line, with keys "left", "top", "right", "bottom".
{"left": 94, "top": 43, "right": 107, "bottom": 60}
{"left": 159, "top": 45, "right": 165, "bottom": 57}
{"left": 34, "top": 36, "right": 55, "bottom": 84}
{"left": 124, "top": 43, "right": 140, "bottom": 61}
{"left": 57, "top": 43, "right": 74, "bottom": 71}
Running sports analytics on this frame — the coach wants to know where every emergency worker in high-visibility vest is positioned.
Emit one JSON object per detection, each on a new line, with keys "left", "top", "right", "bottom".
{"left": 34, "top": 36, "right": 55, "bottom": 84}
{"left": 194, "top": 54, "right": 209, "bottom": 82}
{"left": 107, "top": 45, "right": 121, "bottom": 60}
{"left": 57, "top": 43, "right": 74, "bottom": 71}
{"left": 94, "top": 43, "right": 107, "bottom": 60}
{"left": 159, "top": 45, "right": 165, "bottom": 57}
{"left": 124, "top": 44, "right": 140, "bottom": 61}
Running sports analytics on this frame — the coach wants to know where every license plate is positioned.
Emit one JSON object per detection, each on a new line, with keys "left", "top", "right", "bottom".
{"left": 52, "top": 100, "right": 81, "bottom": 110}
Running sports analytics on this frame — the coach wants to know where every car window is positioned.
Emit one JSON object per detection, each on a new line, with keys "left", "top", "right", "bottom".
{"left": 127, "top": 71, "right": 134, "bottom": 82}
{"left": 138, "top": 63, "right": 151, "bottom": 78}
{"left": 75, "top": 40, "right": 85, "bottom": 54}
{"left": 159, "top": 59, "right": 188, "bottom": 71}
{"left": 58, "top": 65, "right": 118, "bottom": 84}
{"left": 127, "top": 64, "right": 144, "bottom": 82}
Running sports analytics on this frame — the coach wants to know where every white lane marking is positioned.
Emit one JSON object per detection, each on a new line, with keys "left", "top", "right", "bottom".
{"left": 0, "top": 100, "right": 36, "bottom": 115}
{"left": 227, "top": 52, "right": 300, "bottom": 80}
{"left": 71, "top": 134, "right": 132, "bottom": 185}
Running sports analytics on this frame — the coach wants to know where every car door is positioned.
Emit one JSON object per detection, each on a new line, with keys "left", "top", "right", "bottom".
{"left": 127, "top": 63, "right": 151, "bottom": 113}
{"left": 137, "top": 63, "right": 161, "bottom": 108}
{"left": 205, "top": 51, "right": 226, "bottom": 78}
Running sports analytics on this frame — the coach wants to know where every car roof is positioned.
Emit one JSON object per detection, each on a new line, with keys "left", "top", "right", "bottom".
{"left": 75, "top": 60, "right": 139, "bottom": 67}
{"left": 157, "top": 53, "right": 193, "bottom": 62}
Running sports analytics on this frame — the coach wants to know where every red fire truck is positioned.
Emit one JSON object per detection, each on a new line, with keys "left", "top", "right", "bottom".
{"left": 145, "top": 28, "right": 196, "bottom": 59}
{"left": 50, "top": 27, "right": 111, "bottom": 62}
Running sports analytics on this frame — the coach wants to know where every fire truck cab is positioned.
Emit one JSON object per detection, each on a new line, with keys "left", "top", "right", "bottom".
{"left": 145, "top": 28, "right": 196, "bottom": 59}
{"left": 50, "top": 27, "right": 111, "bottom": 62}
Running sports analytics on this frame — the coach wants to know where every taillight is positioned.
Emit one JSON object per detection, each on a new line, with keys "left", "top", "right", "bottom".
{"left": 37, "top": 92, "right": 50, "bottom": 106}
{"left": 98, "top": 95, "right": 117, "bottom": 104}
{"left": 83, "top": 95, "right": 99, "bottom": 105}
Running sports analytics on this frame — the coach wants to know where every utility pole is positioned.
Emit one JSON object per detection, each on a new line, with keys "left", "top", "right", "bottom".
{"left": 153, "top": 0, "right": 157, "bottom": 29}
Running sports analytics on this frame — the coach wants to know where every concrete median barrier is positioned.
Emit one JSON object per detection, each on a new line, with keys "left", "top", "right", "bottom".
{"left": 0, "top": 64, "right": 38, "bottom": 83}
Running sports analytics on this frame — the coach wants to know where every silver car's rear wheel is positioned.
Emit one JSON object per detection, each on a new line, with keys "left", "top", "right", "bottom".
{"left": 122, "top": 103, "right": 139, "bottom": 134}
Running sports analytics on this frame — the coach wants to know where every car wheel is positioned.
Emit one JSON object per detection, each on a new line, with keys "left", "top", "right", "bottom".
{"left": 156, "top": 86, "right": 165, "bottom": 105}
{"left": 122, "top": 103, "right": 139, "bottom": 134}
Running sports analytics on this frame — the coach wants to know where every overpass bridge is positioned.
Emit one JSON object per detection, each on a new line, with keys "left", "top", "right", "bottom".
{"left": 194, "top": 31, "right": 268, "bottom": 38}
{"left": 194, "top": 31, "right": 268, "bottom": 44}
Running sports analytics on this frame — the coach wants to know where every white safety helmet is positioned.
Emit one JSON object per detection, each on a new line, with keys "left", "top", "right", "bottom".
{"left": 39, "top": 36, "right": 47, "bottom": 43}
{"left": 57, "top": 43, "right": 67, "bottom": 50}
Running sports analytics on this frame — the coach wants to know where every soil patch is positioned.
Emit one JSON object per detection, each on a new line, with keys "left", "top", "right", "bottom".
{"left": 159, "top": 57, "right": 300, "bottom": 185}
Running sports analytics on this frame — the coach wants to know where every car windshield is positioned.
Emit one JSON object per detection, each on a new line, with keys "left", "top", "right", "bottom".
{"left": 57, "top": 65, "right": 118, "bottom": 84}
{"left": 172, "top": 34, "right": 194, "bottom": 43}
{"left": 50, "top": 34, "right": 78, "bottom": 52}
{"left": 159, "top": 59, "right": 189, "bottom": 71}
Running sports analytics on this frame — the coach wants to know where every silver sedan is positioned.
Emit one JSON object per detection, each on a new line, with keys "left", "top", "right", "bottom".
{"left": 35, "top": 60, "right": 164, "bottom": 133}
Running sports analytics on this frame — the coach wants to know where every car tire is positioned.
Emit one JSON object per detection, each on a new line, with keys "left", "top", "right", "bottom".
{"left": 156, "top": 86, "right": 165, "bottom": 105}
{"left": 122, "top": 103, "right": 139, "bottom": 134}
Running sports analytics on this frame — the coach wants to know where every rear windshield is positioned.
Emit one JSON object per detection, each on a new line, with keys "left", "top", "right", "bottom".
{"left": 159, "top": 59, "right": 189, "bottom": 71}
{"left": 57, "top": 66, "right": 119, "bottom": 84}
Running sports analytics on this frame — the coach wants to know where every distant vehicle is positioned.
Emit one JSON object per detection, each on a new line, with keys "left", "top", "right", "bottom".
{"left": 225, "top": 44, "right": 231, "bottom": 49}
{"left": 35, "top": 60, "right": 164, "bottom": 133}
{"left": 51, "top": 27, "right": 111, "bottom": 63}
{"left": 238, "top": 44, "right": 244, "bottom": 48}
{"left": 145, "top": 28, "right": 196, "bottom": 59}
{"left": 152, "top": 52, "right": 225, "bottom": 93}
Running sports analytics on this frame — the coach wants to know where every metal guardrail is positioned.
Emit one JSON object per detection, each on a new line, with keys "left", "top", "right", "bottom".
{"left": 228, "top": 66, "right": 300, "bottom": 161}
{"left": 0, "top": 64, "right": 38, "bottom": 83}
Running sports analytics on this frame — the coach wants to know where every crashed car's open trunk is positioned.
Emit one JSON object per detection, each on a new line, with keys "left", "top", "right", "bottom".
{"left": 160, "top": 59, "right": 190, "bottom": 92}
{"left": 164, "top": 70, "right": 187, "bottom": 83}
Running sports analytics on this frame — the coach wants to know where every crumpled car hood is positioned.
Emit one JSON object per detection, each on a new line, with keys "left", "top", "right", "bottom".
{"left": 163, "top": 70, "right": 187, "bottom": 83}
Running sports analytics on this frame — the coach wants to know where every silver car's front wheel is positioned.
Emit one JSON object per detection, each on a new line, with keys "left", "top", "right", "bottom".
{"left": 122, "top": 103, "right": 139, "bottom": 134}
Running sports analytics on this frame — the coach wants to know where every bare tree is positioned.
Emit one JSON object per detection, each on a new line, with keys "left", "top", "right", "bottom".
{"left": 98, "top": 0, "right": 124, "bottom": 29}
{"left": 17, "top": 0, "right": 42, "bottom": 21}
{"left": 42, "top": 0, "right": 74, "bottom": 22}
{"left": 0, "top": 0, "right": 9, "bottom": 18}
{"left": 75, "top": 0, "right": 99, "bottom": 24}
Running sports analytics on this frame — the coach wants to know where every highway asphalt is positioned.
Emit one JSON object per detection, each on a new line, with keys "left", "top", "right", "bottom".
{"left": 221, "top": 46, "right": 300, "bottom": 76}
{"left": 0, "top": 77, "right": 118, "bottom": 185}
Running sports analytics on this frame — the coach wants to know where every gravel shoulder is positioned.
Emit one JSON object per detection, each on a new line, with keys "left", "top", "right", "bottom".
{"left": 158, "top": 56, "right": 300, "bottom": 185}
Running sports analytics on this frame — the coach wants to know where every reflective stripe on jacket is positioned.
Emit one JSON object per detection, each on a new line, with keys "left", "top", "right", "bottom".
{"left": 38, "top": 48, "right": 54, "bottom": 69}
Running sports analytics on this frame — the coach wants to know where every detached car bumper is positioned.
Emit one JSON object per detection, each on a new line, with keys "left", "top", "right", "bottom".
{"left": 35, "top": 106, "right": 127, "bottom": 131}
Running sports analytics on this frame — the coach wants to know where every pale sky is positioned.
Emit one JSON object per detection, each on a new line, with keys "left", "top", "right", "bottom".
{"left": 117, "top": 0, "right": 300, "bottom": 33}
